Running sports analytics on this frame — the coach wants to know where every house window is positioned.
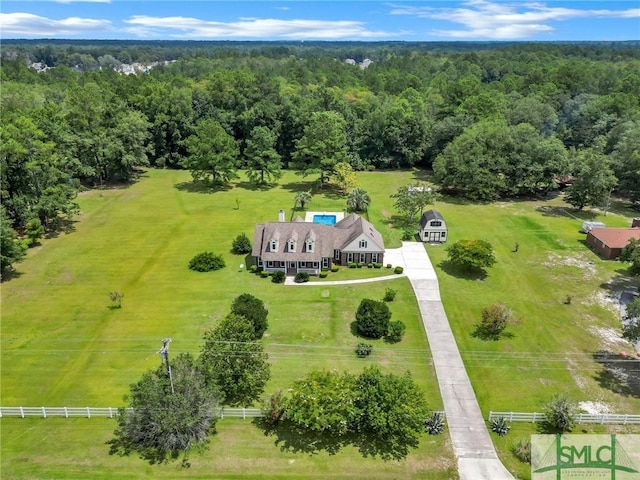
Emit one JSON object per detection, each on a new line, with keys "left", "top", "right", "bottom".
{"left": 299, "top": 261, "right": 306, "bottom": 268}
{"left": 441, "top": 232, "right": 446, "bottom": 238}
{"left": 347, "top": 252, "right": 354, "bottom": 263}
{"left": 270, "top": 239, "right": 277, "bottom": 251}
{"left": 313, "top": 262, "right": 319, "bottom": 268}
{"left": 307, "top": 241, "right": 314, "bottom": 252}
{"left": 431, "top": 221, "right": 442, "bottom": 227}
{"left": 288, "top": 239, "right": 296, "bottom": 252}
{"left": 371, "top": 253, "right": 379, "bottom": 263}
{"left": 322, "top": 257, "right": 329, "bottom": 268}
{"left": 257, "top": 257, "right": 263, "bottom": 267}
{"left": 359, "top": 239, "right": 368, "bottom": 248}
{"left": 280, "top": 261, "right": 285, "bottom": 268}
{"left": 359, "top": 253, "right": 366, "bottom": 263}
{"left": 334, "top": 249, "right": 341, "bottom": 260}
{"left": 267, "top": 261, "right": 274, "bottom": 268}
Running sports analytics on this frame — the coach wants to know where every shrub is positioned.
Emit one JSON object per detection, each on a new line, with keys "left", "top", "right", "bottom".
{"left": 402, "top": 228, "right": 415, "bottom": 241}
{"left": 473, "top": 303, "right": 514, "bottom": 340}
{"left": 356, "top": 263, "right": 363, "bottom": 268}
{"left": 260, "top": 270, "right": 270, "bottom": 278}
{"left": 262, "top": 390, "right": 287, "bottom": 426}
{"left": 319, "top": 271, "right": 328, "bottom": 278}
{"left": 374, "top": 263, "right": 382, "bottom": 269}
{"left": 249, "top": 264, "right": 258, "bottom": 273}
{"left": 231, "top": 233, "right": 252, "bottom": 254}
{"left": 542, "top": 394, "right": 577, "bottom": 433}
{"left": 383, "top": 288, "right": 397, "bottom": 302}
{"left": 355, "top": 298, "right": 391, "bottom": 339}
{"left": 271, "top": 271, "right": 285, "bottom": 283}
{"left": 25, "top": 218, "right": 45, "bottom": 247}
{"left": 321, "top": 267, "right": 329, "bottom": 272}
{"left": 355, "top": 343, "right": 373, "bottom": 358}
{"left": 394, "top": 266, "right": 404, "bottom": 274}
{"left": 109, "top": 291, "right": 123, "bottom": 308}
{"left": 349, "top": 263, "right": 357, "bottom": 269}
{"left": 367, "top": 263, "right": 373, "bottom": 268}
{"left": 331, "top": 265, "right": 339, "bottom": 272}
{"left": 386, "top": 320, "right": 406, "bottom": 343}
{"left": 425, "top": 411, "right": 445, "bottom": 435}
{"left": 386, "top": 263, "right": 392, "bottom": 269}
{"left": 189, "top": 252, "right": 225, "bottom": 272}
{"left": 513, "top": 440, "right": 531, "bottom": 464}
{"left": 294, "top": 272, "right": 310, "bottom": 283}
{"left": 490, "top": 416, "right": 510, "bottom": 437}
{"left": 230, "top": 293, "right": 268, "bottom": 339}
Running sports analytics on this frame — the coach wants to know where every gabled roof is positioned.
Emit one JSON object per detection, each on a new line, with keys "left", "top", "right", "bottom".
{"left": 419, "top": 210, "right": 444, "bottom": 229}
{"left": 588, "top": 228, "right": 640, "bottom": 249}
{"left": 252, "top": 213, "right": 384, "bottom": 260}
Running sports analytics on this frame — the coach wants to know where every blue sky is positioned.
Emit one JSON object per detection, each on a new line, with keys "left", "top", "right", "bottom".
{"left": 1, "top": 1, "right": 639, "bottom": 41}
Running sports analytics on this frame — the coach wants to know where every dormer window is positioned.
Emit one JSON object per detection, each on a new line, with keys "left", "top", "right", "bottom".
{"left": 288, "top": 239, "right": 296, "bottom": 252}
{"left": 270, "top": 239, "right": 278, "bottom": 251}
{"left": 307, "top": 240, "right": 314, "bottom": 252}
{"left": 431, "top": 221, "right": 442, "bottom": 227}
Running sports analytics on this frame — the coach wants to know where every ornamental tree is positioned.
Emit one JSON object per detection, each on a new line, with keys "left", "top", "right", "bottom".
{"left": 230, "top": 293, "right": 269, "bottom": 339}
{"left": 446, "top": 240, "right": 496, "bottom": 272}
{"left": 355, "top": 298, "right": 392, "bottom": 339}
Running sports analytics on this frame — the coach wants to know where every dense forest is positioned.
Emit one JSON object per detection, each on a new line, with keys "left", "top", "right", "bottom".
{"left": 2, "top": 41, "right": 640, "bottom": 270}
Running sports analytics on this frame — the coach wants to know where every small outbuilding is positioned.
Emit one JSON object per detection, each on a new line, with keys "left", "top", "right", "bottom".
{"left": 419, "top": 210, "right": 448, "bottom": 243}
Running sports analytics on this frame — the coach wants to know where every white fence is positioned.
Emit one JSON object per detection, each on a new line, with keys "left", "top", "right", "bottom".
{"left": 0, "top": 406, "right": 263, "bottom": 419}
{"left": 488, "top": 411, "right": 640, "bottom": 425}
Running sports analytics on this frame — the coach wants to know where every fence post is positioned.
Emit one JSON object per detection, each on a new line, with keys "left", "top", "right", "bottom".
{"left": 87, "top": 407, "right": 91, "bottom": 419}
{"left": 109, "top": 407, "right": 113, "bottom": 418}
{"left": 532, "top": 412, "right": 537, "bottom": 423}
{"left": 20, "top": 407, "right": 24, "bottom": 418}
{"left": 488, "top": 411, "right": 492, "bottom": 421}
{"left": 42, "top": 406, "right": 46, "bottom": 419}
{"left": 623, "top": 415, "right": 628, "bottom": 425}
{"left": 509, "top": 412, "right": 514, "bottom": 422}
{"left": 243, "top": 407, "right": 246, "bottom": 419}
{"left": 64, "top": 407, "right": 68, "bottom": 418}
{"left": 220, "top": 409, "right": 224, "bottom": 419}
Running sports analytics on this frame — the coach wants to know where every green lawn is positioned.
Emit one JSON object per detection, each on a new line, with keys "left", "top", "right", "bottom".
{"left": 2, "top": 168, "right": 639, "bottom": 479}
{"left": 1, "top": 169, "right": 452, "bottom": 478}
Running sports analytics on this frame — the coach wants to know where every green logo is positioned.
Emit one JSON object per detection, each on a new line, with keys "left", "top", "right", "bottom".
{"left": 532, "top": 434, "right": 640, "bottom": 480}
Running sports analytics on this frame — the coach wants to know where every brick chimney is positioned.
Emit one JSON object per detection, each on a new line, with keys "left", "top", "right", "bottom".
{"left": 278, "top": 209, "right": 285, "bottom": 222}
{"left": 632, "top": 218, "right": 640, "bottom": 228}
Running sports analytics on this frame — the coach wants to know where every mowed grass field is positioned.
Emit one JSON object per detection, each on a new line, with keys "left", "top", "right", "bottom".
{"left": 2, "top": 168, "right": 639, "bottom": 479}
{"left": 1, "top": 169, "right": 456, "bottom": 479}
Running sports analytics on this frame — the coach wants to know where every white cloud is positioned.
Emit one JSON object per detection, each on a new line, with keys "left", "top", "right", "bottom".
{"left": 273, "top": 6, "right": 290, "bottom": 11}
{"left": 388, "top": 0, "right": 640, "bottom": 39}
{"left": 0, "top": 12, "right": 112, "bottom": 36}
{"left": 123, "top": 15, "right": 405, "bottom": 39}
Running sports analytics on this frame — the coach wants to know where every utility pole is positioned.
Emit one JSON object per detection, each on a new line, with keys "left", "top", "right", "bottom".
{"left": 159, "top": 338, "right": 175, "bottom": 394}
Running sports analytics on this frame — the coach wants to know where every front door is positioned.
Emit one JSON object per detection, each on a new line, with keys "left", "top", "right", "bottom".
{"left": 428, "top": 232, "right": 440, "bottom": 242}
{"left": 287, "top": 261, "right": 296, "bottom": 275}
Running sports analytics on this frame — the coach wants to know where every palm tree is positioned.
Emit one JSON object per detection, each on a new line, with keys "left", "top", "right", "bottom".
{"left": 347, "top": 188, "right": 371, "bottom": 212}
{"left": 294, "top": 191, "right": 312, "bottom": 210}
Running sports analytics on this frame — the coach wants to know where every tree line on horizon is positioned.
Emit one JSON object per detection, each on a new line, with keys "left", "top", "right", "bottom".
{"left": 2, "top": 42, "right": 640, "bottom": 272}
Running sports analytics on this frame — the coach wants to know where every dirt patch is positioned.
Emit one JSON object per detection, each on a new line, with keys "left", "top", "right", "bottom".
{"left": 321, "top": 290, "right": 330, "bottom": 298}
{"left": 588, "top": 326, "right": 626, "bottom": 349}
{"left": 542, "top": 252, "right": 597, "bottom": 279}
{"left": 566, "top": 357, "right": 588, "bottom": 391}
{"left": 578, "top": 401, "right": 613, "bottom": 415}
{"left": 583, "top": 291, "right": 620, "bottom": 314}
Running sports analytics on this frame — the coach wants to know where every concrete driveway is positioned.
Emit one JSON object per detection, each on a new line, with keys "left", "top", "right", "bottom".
{"left": 398, "top": 242, "right": 515, "bottom": 480}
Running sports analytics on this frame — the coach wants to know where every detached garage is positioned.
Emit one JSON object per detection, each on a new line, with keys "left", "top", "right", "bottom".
{"left": 586, "top": 225, "right": 640, "bottom": 259}
{"left": 419, "top": 210, "right": 448, "bottom": 243}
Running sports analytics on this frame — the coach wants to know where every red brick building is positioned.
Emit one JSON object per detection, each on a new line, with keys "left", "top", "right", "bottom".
{"left": 586, "top": 218, "right": 640, "bottom": 259}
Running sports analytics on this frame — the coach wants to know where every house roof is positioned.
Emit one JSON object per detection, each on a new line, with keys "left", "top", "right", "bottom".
{"left": 588, "top": 228, "right": 640, "bottom": 249}
{"left": 419, "top": 210, "right": 444, "bottom": 229}
{"left": 252, "top": 213, "right": 384, "bottom": 260}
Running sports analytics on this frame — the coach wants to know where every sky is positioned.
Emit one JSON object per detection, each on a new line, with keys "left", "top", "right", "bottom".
{"left": 1, "top": 0, "right": 639, "bottom": 42}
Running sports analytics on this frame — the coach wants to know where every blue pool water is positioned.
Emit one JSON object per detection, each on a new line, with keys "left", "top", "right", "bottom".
{"left": 313, "top": 215, "right": 337, "bottom": 225}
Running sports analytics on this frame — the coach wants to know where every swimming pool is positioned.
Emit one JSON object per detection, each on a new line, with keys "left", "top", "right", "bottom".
{"left": 313, "top": 214, "right": 337, "bottom": 225}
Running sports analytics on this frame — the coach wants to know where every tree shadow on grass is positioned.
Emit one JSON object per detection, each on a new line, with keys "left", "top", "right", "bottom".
{"left": 0, "top": 268, "right": 23, "bottom": 283}
{"left": 471, "top": 324, "right": 515, "bottom": 341}
{"left": 234, "top": 181, "right": 275, "bottom": 192}
{"left": 174, "top": 180, "right": 232, "bottom": 194}
{"left": 254, "top": 418, "right": 416, "bottom": 460}
{"left": 438, "top": 260, "right": 488, "bottom": 281}
{"left": 535, "top": 205, "right": 592, "bottom": 220}
{"left": 44, "top": 218, "right": 77, "bottom": 239}
{"left": 592, "top": 350, "right": 640, "bottom": 399}
{"left": 279, "top": 180, "right": 317, "bottom": 194}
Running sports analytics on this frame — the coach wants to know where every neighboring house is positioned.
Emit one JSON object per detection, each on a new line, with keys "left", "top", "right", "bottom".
{"left": 419, "top": 210, "right": 448, "bottom": 243}
{"left": 252, "top": 213, "right": 384, "bottom": 275}
{"left": 586, "top": 218, "right": 640, "bottom": 259}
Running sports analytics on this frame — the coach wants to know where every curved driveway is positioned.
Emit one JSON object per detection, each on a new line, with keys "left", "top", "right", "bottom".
{"left": 393, "top": 242, "right": 514, "bottom": 480}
